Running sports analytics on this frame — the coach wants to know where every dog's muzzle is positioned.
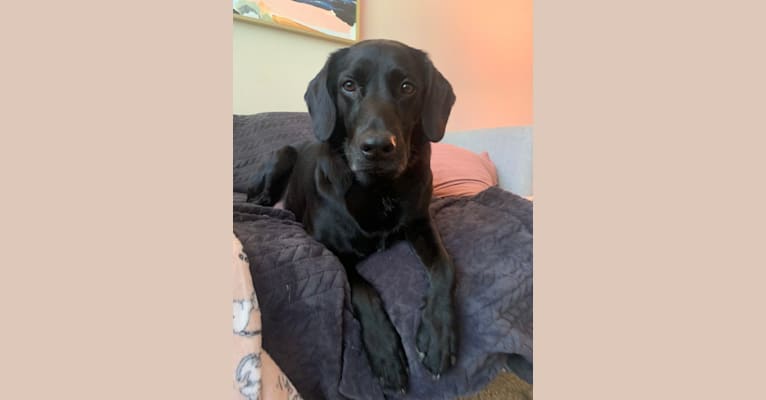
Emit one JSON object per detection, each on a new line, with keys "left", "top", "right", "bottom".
{"left": 359, "top": 132, "right": 396, "bottom": 161}
{"left": 347, "top": 131, "right": 406, "bottom": 181}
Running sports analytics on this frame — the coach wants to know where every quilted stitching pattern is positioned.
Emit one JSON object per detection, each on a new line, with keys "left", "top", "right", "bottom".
{"left": 233, "top": 187, "right": 532, "bottom": 400}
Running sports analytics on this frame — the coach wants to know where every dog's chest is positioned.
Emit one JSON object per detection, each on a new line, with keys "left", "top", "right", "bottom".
{"left": 345, "top": 187, "right": 405, "bottom": 234}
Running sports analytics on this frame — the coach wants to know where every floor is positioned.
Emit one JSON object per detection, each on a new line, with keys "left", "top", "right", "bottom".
{"left": 459, "top": 372, "right": 532, "bottom": 400}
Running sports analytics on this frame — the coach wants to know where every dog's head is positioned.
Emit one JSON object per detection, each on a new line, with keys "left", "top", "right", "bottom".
{"left": 304, "top": 39, "right": 456, "bottom": 185}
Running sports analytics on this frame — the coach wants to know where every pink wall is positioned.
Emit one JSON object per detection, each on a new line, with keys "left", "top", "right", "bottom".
{"left": 360, "top": 0, "right": 533, "bottom": 132}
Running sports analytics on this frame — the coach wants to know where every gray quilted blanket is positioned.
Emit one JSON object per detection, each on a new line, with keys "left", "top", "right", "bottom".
{"left": 233, "top": 187, "right": 532, "bottom": 400}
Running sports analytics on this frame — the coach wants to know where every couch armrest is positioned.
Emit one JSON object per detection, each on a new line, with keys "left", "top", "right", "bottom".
{"left": 441, "top": 126, "right": 533, "bottom": 197}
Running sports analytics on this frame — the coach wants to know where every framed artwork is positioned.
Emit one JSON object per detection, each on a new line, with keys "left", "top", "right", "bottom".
{"left": 233, "top": 0, "right": 360, "bottom": 44}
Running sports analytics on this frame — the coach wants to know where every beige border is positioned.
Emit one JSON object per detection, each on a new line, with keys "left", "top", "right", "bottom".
{"left": 535, "top": 1, "right": 766, "bottom": 399}
{"left": 1, "top": 2, "right": 232, "bottom": 399}
{"left": 233, "top": 0, "right": 361, "bottom": 45}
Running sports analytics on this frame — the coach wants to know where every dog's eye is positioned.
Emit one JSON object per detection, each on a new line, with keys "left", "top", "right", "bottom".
{"left": 401, "top": 82, "right": 416, "bottom": 95}
{"left": 342, "top": 80, "right": 357, "bottom": 92}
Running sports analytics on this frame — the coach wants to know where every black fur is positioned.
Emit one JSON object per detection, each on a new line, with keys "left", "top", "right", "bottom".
{"left": 247, "top": 39, "right": 457, "bottom": 394}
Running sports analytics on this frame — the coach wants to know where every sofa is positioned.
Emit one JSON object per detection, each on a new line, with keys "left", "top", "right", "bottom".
{"left": 232, "top": 112, "right": 533, "bottom": 400}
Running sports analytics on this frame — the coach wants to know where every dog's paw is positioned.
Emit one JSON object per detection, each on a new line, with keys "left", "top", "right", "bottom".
{"left": 366, "top": 338, "right": 409, "bottom": 395}
{"left": 357, "top": 301, "right": 409, "bottom": 394}
{"left": 416, "top": 298, "right": 457, "bottom": 377}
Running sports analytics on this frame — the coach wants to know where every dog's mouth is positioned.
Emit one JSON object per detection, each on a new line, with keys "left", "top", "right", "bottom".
{"left": 352, "top": 162, "right": 402, "bottom": 177}
{"left": 348, "top": 159, "right": 407, "bottom": 185}
{"left": 344, "top": 141, "right": 408, "bottom": 182}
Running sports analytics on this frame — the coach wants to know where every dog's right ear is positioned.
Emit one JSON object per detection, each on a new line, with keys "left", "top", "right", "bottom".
{"left": 304, "top": 51, "right": 342, "bottom": 141}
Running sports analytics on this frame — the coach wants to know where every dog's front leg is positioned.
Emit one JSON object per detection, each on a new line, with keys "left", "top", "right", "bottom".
{"left": 345, "top": 264, "right": 409, "bottom": 394}
{"left": 407, "top": 218, "right": 458, "bottom": 378}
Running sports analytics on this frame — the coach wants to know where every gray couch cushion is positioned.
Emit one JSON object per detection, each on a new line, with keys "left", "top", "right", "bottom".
{"left": 441, "top": 126, "right": 533, "bottom": 196}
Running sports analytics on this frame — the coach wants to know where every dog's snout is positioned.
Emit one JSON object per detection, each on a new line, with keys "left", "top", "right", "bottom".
{"left": 360, "top": 134, "right": 396, "bottom": 159}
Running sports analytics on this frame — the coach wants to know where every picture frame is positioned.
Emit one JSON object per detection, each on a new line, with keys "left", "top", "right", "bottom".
{"left": 233, "top": 0, "right": 360, "bottom": 44}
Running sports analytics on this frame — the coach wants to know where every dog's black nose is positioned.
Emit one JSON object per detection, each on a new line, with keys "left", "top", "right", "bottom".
{"left": 360, "top": 135, "right": 396, "bottom": 159}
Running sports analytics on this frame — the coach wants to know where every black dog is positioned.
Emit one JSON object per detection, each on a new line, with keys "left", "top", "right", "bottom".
{"left": 247, "top": 39, "right": 457, "bottom": 394}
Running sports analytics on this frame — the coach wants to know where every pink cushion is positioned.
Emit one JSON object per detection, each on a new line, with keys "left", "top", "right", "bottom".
{"left": 430, "top": 142, "right": 499, "bottom": 197}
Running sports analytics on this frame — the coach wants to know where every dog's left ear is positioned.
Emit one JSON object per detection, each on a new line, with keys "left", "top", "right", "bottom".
{"left": 421, "top": 58, "right": 456, "bottom": 142}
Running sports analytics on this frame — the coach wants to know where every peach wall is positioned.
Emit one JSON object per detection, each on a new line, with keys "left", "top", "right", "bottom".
{"left": 360, "top": 0, "right": 533, "bottom": 131}
{"left": 233, "top": 0, "right": 532, "bottom": 131}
